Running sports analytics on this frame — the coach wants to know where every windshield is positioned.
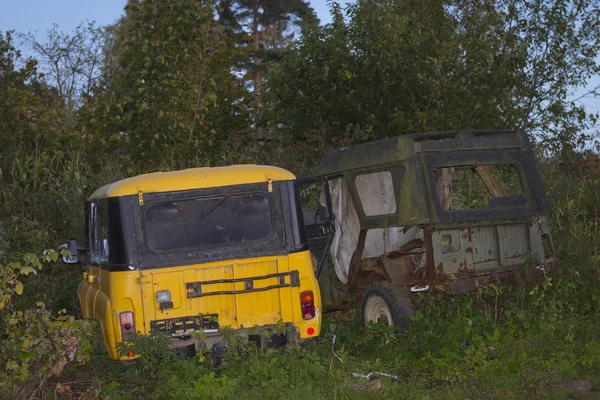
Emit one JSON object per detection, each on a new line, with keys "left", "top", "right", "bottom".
{"left": 144, "top": 192, "right": 273, "bottom": 252}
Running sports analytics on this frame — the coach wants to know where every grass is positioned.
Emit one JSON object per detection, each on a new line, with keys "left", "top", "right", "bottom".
{"left": 4, "top": 161, "right": 600, "bottom": 399}
{"left": 51, "top": 271, "right": 600, "bottom": 399}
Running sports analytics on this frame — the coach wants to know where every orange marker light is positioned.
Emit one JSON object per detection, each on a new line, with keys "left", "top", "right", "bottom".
{"left": 128, "top": 350, "right": 134, "bottom": 357}
{"left": 300, "top": 290, "right": 316, "bottom": 320}
{"left": 300, "top": 291, "right": 314, "bottom": 304}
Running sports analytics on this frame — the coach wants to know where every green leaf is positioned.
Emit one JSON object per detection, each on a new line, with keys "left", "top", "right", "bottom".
{"left": 15, "top": 282, "right": 24, "bottom": 295}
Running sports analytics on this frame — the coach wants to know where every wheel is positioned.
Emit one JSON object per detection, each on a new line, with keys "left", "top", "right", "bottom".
{"left": 362, "top": 282, "right": 414, "bottom": 333}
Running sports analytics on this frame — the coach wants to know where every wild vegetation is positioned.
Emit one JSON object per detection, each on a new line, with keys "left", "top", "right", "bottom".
{"left": 1, "top": 0, "right": 600, "bottom": 398}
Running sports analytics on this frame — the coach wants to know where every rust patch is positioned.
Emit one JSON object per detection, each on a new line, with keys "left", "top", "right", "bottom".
{"left": 381, "top": 254, "right": 415, "bottom": 284}
{"left": 436, "top": 262, "right": 444, "bottom": 273}
{"left": 423, "top": 226, "right": 435, "bottom": 281}
{"left": 466, "top": 247, "right": 473, "bottom": 253}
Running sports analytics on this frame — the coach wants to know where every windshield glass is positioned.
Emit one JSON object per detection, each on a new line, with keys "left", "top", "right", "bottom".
{"left": 144, "top": 193, "right": 272, "bottom": 252}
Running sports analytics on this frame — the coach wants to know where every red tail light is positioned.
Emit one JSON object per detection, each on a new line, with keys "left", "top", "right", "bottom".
{"left": 120, "top": 312, "right": 135, "bottom": 341}
{"left": 300, "top": 290, "right": 315, "bottom": 320}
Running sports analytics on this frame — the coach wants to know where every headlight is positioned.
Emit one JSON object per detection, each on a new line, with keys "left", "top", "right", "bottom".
{"left": 156, "top": 290, "right": 172, "bottom": 303}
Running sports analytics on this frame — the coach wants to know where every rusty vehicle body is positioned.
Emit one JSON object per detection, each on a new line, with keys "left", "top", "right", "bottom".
{"left": 301, "top": 130, "right": 555, "bottom": 329}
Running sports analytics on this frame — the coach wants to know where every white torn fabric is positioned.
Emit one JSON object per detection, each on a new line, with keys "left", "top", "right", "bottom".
{"left": 329, "top": 177, "right": 360, "bottom": 284}
{"left": 355, "top": 171, "right": 397, "bottom": 216}
{"left": 328, "top": 174, "right": 422, "bottom": 283}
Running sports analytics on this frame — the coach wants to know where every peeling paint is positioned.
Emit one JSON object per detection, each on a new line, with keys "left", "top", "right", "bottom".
{"left": 307, "top": 130, "right": 554, "bottom": 297}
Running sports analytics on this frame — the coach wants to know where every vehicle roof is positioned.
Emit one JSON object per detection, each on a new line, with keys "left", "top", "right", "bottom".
{"left": 307, "top": 130, "right": 531, "bottom": 177}
{"left": 88, "top": 165, "right": 295, "bottom": 200}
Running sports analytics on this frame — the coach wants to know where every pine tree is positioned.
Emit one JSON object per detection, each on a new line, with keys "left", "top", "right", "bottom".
{"left": 217, "top": 0, "right": 318, "bottom": 139}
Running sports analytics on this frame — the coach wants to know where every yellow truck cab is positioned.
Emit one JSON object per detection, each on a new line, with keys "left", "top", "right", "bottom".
{"left": 63, "top": 165, "right": 334, "bottom": 360}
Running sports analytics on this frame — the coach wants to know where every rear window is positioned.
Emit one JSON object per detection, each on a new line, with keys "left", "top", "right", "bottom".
{"left": 144, "top": 193, "right": 273, "bottom": 252}
{"left": 436, "top": 164, "right": 523, "bottom": 211}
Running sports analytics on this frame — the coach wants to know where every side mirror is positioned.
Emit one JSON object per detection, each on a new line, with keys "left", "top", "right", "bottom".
{"left": 63, "top": 240, "right": 79, "bottom": 264}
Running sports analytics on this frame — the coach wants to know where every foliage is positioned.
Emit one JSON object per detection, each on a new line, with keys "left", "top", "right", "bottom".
{"left": 19, "top": 22, "right": 105, "bottom": 112}
{"left": 1, "top": 0, "right": 600, "bottom": 398}
{"left": 266, "top": 0, "right": 600, "bottom": 153}
{"left": 92, "top": 0, "right": 251, "bottom": 172}
{"left": 217, "top": 0, "right": 318, "bottom": 137}
{"left": 0, "top": 248, "right": 93, "bottom": 398}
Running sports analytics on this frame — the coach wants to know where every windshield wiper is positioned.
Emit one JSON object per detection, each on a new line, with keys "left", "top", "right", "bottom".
{"left": 199, "top": 195, "right": 231, "bottom": 219}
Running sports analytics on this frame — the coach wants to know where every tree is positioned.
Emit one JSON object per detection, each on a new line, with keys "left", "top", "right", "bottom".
{"left": 91, "top": 0, "right": 250, "bottom": 172}
{"left": 266, "top": 0, "right": 600, "bottom": 154}
{"left": 217, "top": 0, "right": 318, "bottom": 138}
{"left": 19, "top": 23, "right": 105, "bottom": 115}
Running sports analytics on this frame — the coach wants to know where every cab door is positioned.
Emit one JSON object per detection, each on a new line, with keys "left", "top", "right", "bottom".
{"left": 297, "top": 178, "right": 335, "bottom": 277}
{"left": 78, "top": 201, "right": 105, "bottom": 319}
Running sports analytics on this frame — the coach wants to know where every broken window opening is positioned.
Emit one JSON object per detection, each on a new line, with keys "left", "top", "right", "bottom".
{"left": 436, "top": 164, "right": 523, "bottom": 211}
{"left": 355, "top": 171, "right": 397, "bottom": 216}
{"left": 298, "top": 181, "right": 329, "bottom": 225}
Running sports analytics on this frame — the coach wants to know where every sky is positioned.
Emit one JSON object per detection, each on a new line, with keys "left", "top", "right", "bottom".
{"left": 0, "top": 0, "right": 347, "bottom": 35}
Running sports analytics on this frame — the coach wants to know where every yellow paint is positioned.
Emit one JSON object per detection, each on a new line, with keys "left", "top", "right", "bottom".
{"left": 78, "top": 252, "right": 321, "bottom": 360}
{"left": 79, "top": 165, "right": 320, "bottom": 360}
{"left": 89, "top": 165, "right": 295, "bottom": 200}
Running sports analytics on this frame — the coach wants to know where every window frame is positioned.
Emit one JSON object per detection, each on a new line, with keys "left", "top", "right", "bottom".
{"left": 86, "top": 200, "right": 110, "bottom": 265}
{"left": 436, "top": 163, "right": 525, "bottom": 212}
{"left": 353, "top": 170, "right": 398, "bottom": 217}
{"left": 297, "top": 179, "right": 331, "bottom": 226}
{"left": 423, "top": 151, "right": 538, "bottom": 223}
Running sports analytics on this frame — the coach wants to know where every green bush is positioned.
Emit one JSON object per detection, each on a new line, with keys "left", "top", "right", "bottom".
{"left": 0, "top": 249, "right": 93, "bottom": 398}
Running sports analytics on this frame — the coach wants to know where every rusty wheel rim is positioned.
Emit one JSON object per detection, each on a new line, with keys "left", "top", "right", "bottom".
{"left": 364, "top": 295, "right": 393, "bottom": 326}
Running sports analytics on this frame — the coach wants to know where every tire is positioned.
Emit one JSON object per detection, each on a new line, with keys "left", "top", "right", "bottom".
{"left": 362, "top": 282, "right": 414, "bottom": 334}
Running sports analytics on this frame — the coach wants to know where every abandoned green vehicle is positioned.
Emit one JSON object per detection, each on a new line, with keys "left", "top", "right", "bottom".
{"left": 298, "top": 130, "right": 555, "bottom": 332}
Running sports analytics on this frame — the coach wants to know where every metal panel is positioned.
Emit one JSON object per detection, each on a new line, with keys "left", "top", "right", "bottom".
{"left": 182, "top": 265, "right": 238, "bottom": 328}
{"left": 142, "top": 259, "right": 294, "bottom": 332}
{"left": 498, "top": 223, "right": 530, "bottom": 268}
{"left": 435, "top": 223, "right": 531, "bottom": 276}
{"left": 233, "top": 259, "right": 285, "bottom": 328}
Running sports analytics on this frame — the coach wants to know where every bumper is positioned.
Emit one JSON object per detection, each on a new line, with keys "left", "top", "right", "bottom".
{"left": 167, "top": 325, "right": 316, "bottom": 358}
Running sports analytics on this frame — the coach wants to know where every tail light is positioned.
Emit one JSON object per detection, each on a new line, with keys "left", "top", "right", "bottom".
{"left": 300, "top": 290, "right": 315, "bottom": 320}
{"left": 119, "top": 312, "right": 135, "bottom": 341}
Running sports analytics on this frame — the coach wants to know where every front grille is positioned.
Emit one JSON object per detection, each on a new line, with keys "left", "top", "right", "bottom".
{"left": 150, "top": 314, "right": 219, "bottom": 337}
